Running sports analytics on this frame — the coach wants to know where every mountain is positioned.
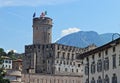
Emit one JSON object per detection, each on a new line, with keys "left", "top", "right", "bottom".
{"left": 56, "top": 31, "right": 115, "bottom": 48}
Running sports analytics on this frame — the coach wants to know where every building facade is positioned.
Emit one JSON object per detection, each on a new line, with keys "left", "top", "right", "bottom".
{"left": 22, "top": 74, "right": 82, "bottom": 83}
{"left": 0, "top": 56, "right": 12, "bottom": 69}
{"left": 78, "top": 38, "right": 120, "bottom": 83}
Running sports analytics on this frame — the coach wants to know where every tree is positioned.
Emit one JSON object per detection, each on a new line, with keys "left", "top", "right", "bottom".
{"left": 7, "top": 50, "right": 17, "bottom": 60}
{"left": 0, "top": 48, "right": 6, "bottom": 56}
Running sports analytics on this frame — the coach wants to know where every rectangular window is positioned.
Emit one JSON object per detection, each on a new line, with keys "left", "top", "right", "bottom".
{"left": 9, "top": 60, "right": 11, "bottom": 63}
{"left": 65, "top": 68, "right": 67, "bottom": 72}
{"left": 97, "top": 59, "right": 102, "bottom": 72}
{"left": 85, "top": 63, "right": 89, "bottom": 75}
{"left": 62, "top": 52, "right": 65, "bottom": 59}
{"left": 5, "top": 60, "right": 8, "bottom": 63}
{"left": 67, "top": 53, "right": 70, "bottom": 59}
{"left": 119, "top": 55, "right": 120, "bottom": 66}
{"left": 57, "top": 52, "right": 60, "bottom": 58}
{"left": 91, "top": 61, "right": 95, "bottom": 74}
{"left": 113, "top": 47, "right": 116, "bottom": 52}
{"left": 104, "top": 57, "right": 109, "bottom": 71}
{"left": 105, "top": 50, "right": 108, "bottom": 55}
{"left": 78, "top": 64, "right": 80, "bottom": 67}
{"left": 113, "top": 54, "right": 116, "bottom": 69}
{"left": 72, "top": 54, "right": 74, "bottom": 60}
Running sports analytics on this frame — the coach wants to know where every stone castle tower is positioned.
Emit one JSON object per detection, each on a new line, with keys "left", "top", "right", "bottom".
{"left": 33, "top": 17, "right": 52, "bottom": 44}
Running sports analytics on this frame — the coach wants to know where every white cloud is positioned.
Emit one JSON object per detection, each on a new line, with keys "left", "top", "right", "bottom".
{"left": 6, "top": 50, "right": 17, "bottom": 53}
{"left": 0, "top": 0, "right": 78, "bottom": 7}
{"left": 61, "top": 27, "right": 80, "bottom": 36}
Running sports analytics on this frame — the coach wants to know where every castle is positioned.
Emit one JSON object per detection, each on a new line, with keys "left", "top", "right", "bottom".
{"left": 22, "top": 13, "right": 96, "bottom": 77}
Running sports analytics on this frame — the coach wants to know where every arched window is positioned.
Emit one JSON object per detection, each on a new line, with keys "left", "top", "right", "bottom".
{"left": 104, "top": 75, "right": 109, "bottom": 83}
{"left": 91, "top": 77, "right": 95, "bottom": 83}
{"left": 112, "top": 73, "right": 117, "bottom": 83}
{"left": 97, "top": 76, "right": 102, "bottom": 83}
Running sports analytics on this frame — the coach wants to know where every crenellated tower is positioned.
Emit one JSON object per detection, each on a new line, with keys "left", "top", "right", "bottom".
{"left": 32, "top": 16, "right": 53, "bottom": 44}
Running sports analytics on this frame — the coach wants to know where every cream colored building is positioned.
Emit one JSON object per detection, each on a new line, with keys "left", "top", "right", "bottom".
{"left": 78, "top": 37, "right": 120, "bottom": 83}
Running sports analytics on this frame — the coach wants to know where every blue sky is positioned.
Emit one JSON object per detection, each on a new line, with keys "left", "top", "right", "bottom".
{"left": 0, "top": 0, "right": 120, "bottom": 53}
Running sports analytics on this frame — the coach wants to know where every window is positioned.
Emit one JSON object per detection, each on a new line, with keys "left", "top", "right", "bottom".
{"left": 67, "top": 61, "right": 69, "bottom": 65}
{"left": 86, "top": 57, "right": 89, "bottom": 62}
{"left": 9, "top": 60, "right": 11, "bottom": 63}
{"left": 70, "top": 62, "right": 72, "bottom": 65}
{"left": 72, "top": 69, "right": 74, "bottom": 72}
{"left": 112, "top": 73, "right": 117, "bottom": 83}
{"left": 72, "top": 54, "right": 74, "bottom": 60}
{"left": 91, "top": 77, "right": 95, "bottom": 83}
{"left": 85, "top": 78, "right": 89, "bottom": 83}
{"left": 43, "top": 60, "right": 45, "bottom": 64}
{"left": 60, "top": 60, "right": 62, "bottom": 64}
{"left": 91, "top": 61, "right": 95, "bottom": 74}
{"left": 78, "top": 64, "right": 80, "bottom": 67}
{"left": 98, "top": 53, "right": 101, "bottom": 58}
{"left": 9, "top": 65, "right": 11, "bottom": 68}
{"left": 57, "top": 52, "right": 60, "bottom": 58}
{"left": 56, "top": 60, "right": 59, "bottom": 63}
{"left": 119, "top": 55, "right": 120, "bottom": 66}
{"left": 105, "top": 50, "right": 108, "bottom": 55}
{"left": 112, "top": 54, "right": 116, "bottom": 69}
{"left": 113, "top": 47, "right": 116, "bottom": 52}
{"left": 58, "top": 67, "right": 60, "bottom": 71}
{"left": 65, "top": 68, "right": 67, "bottom": 72}
{"left": 5, "top": 60, "right": 8, "bottom": 63}
{"left": 67, "top": 53, "right": 70, "bottom": 59}
{"left": 63, "top": 61, "right": 65, "bottom": 65}
{"left": 48, "top": 60, "right": 49, "bottom": 63}
{"left": 73, "top": 62, "right": 75, "bottom": 66}
{"left": 104, "top": 75, "right": 109, "bottom": 83}
{"left": 85, "top": 63, "right": 89, "bottom": 75}
{"left": 104, "top": 57, "right": 109, "bottom": 71}
{"left": 97, "top": 76, "right": 102, "bottom": 83}
{"left": 76, "top": 69, "right": 78, "bottom": 72}
{"left": 92, "top": 55, "right": 95, "bottom": 60}
{"left": 62, "top": 52, "right": 65, "bottom": 59}
{"left": 97, "top": 59, "right": 102, "bottom": 72}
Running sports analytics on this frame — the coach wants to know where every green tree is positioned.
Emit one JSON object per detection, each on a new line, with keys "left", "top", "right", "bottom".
{"left": 7, "top": 50, "right": 17, "bottom": 60}
{"left": 0, "top": 48, "right": 6, "bottom": 56}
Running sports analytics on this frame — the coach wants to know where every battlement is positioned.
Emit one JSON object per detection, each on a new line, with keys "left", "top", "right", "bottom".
{"left": 33, "top": 17, "right": 52, "bottom": 27}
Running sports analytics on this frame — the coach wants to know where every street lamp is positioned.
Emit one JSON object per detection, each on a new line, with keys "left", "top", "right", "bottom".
{"left": 112, "top": 33, "right": 120, "bottom": 41}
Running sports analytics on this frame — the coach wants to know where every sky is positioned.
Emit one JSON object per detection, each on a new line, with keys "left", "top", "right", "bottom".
{"left": 0, "top": 0, "right": 120, "bottom": 53}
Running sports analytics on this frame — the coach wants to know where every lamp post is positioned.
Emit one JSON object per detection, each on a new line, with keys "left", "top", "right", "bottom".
{"left": 112, "top": 33, "right": 120, "bottom": 41}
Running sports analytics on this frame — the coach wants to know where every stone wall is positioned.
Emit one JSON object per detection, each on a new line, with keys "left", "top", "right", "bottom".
{"left": 22, "top": 74, "right": 82, "bottom": 83}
